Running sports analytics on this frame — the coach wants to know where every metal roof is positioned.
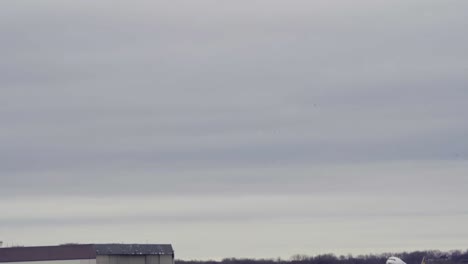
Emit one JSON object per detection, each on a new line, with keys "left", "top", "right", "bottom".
{"left": 0, "top": 244, "right": 174, "bottom": 263}
{"left": 93, "top": 244, "right": 173, "bottom": 255}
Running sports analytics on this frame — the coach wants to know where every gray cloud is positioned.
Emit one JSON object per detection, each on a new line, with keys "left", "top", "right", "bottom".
{"left": 1, "top": 0, "right": 468, "bottom": 259}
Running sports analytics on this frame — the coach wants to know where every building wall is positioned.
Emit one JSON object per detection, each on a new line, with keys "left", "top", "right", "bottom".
{"left": 97, "top": 255, "right": 173, "bottom": 264}
{"left": 0, "top": 255, "right": 173, "bottom": 264}
{"left": 0, "top": 259, "right": 96, "bottom": 264}
{"left": 145, "top": 255, "right": 173, "bottom": 264}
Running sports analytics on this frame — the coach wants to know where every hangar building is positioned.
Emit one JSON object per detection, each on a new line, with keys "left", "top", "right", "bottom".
{"left": 0, "top": 244, "right": 174, "bottom": 264}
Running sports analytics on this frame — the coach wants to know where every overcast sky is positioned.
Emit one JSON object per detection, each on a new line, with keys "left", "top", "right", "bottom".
{"left": 1, "top": 0, "right": 468, "bottom": 260}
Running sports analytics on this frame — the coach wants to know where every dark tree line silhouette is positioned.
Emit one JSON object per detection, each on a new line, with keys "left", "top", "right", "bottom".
{"left": 177, "top": 249, "right": 468, "bottom": 264}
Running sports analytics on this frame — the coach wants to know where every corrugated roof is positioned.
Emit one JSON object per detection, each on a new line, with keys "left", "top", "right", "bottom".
{"left": 0, "top": 244, "right": 174, "bottom": 263}
{"left": 93, "top": 244, "right": 173, "bottom": 255}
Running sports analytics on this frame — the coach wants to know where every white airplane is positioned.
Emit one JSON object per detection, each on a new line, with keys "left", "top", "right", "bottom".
{"left": 386, "top": 256, "right": 426, "bottom": 264}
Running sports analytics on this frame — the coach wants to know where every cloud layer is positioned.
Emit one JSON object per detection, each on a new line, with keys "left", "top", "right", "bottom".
{"left": 1, "top": 0, "right": 468, "bottom": 259}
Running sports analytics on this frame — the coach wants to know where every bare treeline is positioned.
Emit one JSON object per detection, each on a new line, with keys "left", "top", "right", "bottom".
{"left": 177, "top": 249, "right": 468, "bottom": 264}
